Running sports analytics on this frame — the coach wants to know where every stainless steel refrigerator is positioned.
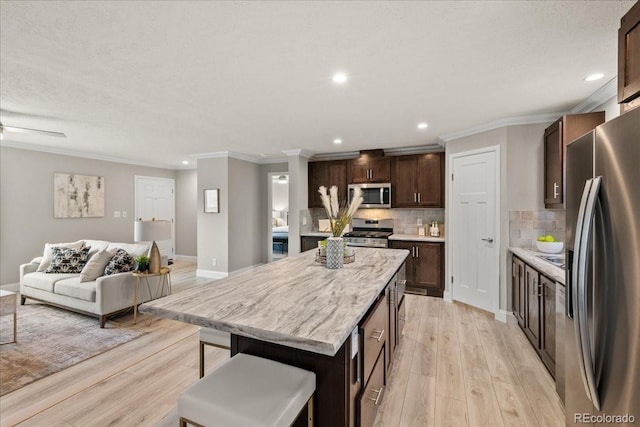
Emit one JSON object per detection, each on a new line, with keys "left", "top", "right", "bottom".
{"left": 565, "top": 106, "right": 639, "bottom": 426}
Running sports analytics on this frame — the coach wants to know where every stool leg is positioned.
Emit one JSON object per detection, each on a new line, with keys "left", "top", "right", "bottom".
{"left": 307, "top": 396, "right": 314, "bottom": 427}
{"left": 199, "top": 341, "right": 205, "bottom": 378}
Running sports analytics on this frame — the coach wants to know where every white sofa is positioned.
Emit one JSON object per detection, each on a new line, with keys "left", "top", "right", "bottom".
{"left": 20, "top": 239, "right": 168, "bottom": 328}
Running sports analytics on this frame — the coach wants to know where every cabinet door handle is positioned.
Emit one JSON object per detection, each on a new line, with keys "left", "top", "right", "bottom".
{"left": 370, "top": 329, "right": 385, "bottom": 342}
{"left": 416, "top": 246, "right": 419, "bottom": 257}
{"left": 368, "top": 387, "right": 383, "bottom": 405}
{"left": 414, "top": 193, "right": 417, "bottom": 203}
{"left": 553, "top": 182, "right": 559, "bottom": 198}
{"left": 417, "top": 193, "right": 421, "bottom": 203}
{"left": 481, "top": 238, "right": 494, "bottom": 243}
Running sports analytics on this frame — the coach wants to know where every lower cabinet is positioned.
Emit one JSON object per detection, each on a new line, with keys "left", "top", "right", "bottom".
{"left": 389, "top": 241, "right": 444, "bottom": 297}
{"left": 301, "top": 236, "right": 326, "bottom": 252}
{"left": 511, "top": 255, "right": 556, "bottom": 378}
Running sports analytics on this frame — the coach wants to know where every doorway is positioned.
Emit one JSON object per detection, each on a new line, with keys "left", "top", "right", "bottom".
{"left": 448, "top": 146, "right": 500, "bottom": 314}
{"left": 134, "top": 176, "right": 175, "bottom": 260}
{"left": 268, "top": 172, "right": 289, "bottom": 262}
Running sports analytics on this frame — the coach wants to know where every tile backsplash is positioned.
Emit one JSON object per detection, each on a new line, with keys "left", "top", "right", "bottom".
{"left": 310, "top": 208, "right": 445, "bottom": 235}
{"left": 510, "top": 210, "right": 566, "bottom": 249}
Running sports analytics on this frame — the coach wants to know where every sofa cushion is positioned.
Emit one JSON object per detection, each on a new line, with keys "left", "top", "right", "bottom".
{"left": 23, "top": 272, "right": 80, "bottom": 292}
{"left": 54, "top": 277, "right": 97, "bottom": 302}
{"left": 46, "top": 246, "right": 90, "bottom": 274}
{"left": 85, "top": 240, "right": 110, "bottom": 257}
{"left": 104, "top": 249, "right": 136, "bottom": 275}
{"left": 37, "top": 240, "right": 85, "bottom": 272}
{"left": 80, "top": 249, "right": 115, "bottom": 282}
{"left": 107, "top": 243, "right": 149, "bottom": 258}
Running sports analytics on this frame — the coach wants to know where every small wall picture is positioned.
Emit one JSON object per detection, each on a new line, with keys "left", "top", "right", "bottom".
{"left": 54, "top": 173, "right": 105, "bottom": 218}
{"left": 204, "top": 188, "right": 219, "bottom": 213}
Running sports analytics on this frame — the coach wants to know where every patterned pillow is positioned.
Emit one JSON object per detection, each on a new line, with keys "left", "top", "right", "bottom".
{"left": 45, "top": 246, "right": 90, "bottom": 274}
{"left": 103, "top": 249, "right": 136, "bottom": 275}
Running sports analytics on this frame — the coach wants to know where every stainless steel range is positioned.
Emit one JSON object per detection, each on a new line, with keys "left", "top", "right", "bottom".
{"left": 344, "top": 218, "right": 393, "bottom": 248}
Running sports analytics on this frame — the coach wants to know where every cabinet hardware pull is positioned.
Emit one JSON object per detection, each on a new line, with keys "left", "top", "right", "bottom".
{"left": 414, "top": 193, "right": 417, "bottom": 203}
{"left": 368, "top": 387, "right": 383, "bottom": 405}
{"left": 371, "top": 329, "right": 385, "bottom": 342}
{"left": 553, "top": 182, "right": 559, "bottom": 198}
{"left": 481, "top": 238, "right": 494, "bottom": 243}
{"left": 416, "top": 246, "right": 419, "bottom": 257}
{"left": 417, "top": 193, "right": 421, "bottom": 203}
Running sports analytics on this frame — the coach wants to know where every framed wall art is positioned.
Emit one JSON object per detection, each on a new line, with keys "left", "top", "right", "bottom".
{"left": 54, "top": 173, "right": 105, "bottom": 218}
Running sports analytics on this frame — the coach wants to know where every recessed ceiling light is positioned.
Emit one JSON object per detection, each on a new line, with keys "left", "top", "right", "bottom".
{"left": 585, "top": 73, "right": 604, "bottom": 82}
{"left": 332, "top": 72, "right": 348, "bottom": 84}
{"left": 333, "top": 138, "right": 342, "bottom": 144}
{"left": 182, "top": 160, "right": 189, "bottom": 165}
{"left": 417, "top": 123, "right": 428, "bottom": 130}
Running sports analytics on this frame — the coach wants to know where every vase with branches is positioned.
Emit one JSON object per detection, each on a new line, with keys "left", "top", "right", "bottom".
{"left": 318, "top": 185, "right": 363, "bottom": 268}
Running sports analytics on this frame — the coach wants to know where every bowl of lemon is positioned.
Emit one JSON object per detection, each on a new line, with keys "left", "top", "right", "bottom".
{"left": 535, "top": 235, "right": 564, "bottom": 253}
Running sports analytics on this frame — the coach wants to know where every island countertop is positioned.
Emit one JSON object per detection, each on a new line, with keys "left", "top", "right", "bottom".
{"left": 139, "top": 247, "right": 408, "bottom": 357}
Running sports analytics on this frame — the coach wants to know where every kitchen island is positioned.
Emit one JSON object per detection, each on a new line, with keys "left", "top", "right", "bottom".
{"left": 140, "top": 247, "right": 408, "bottom": 427}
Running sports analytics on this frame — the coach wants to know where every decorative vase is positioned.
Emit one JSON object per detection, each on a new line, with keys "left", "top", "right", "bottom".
{"left": 326, "top": 237, "right": 344, "bottom": 269}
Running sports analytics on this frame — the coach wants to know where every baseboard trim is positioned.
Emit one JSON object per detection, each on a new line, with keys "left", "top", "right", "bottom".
{"left": 0, "top": 283, "right": 19, "bottom": 292}
{"left": 195, "top": 269, "right": 229, "bottom": 279}
{"left": 495, "top": 309, "right": 512, "bottom": 323}
{"left": 443, "top": 290, "right": 453, "bottom": 303}
{"left": 174, "top": 255, "right": 197, "bottom": 262}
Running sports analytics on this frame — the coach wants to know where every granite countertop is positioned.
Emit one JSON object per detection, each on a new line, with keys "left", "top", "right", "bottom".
{"left": 510, "top": 247, "right": 566, "bottom": 284}
{"left": 139, "top": 247, "right": 409, "bottom": 356}
{"left": 300, "top": 232, "right": 332, "bottom": 237}
{"left": 389, "top": 234, "right": 445, "bottom": 243}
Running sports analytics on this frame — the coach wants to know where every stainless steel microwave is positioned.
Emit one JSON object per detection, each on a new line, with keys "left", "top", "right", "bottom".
{"left": 348, "top": 183, "right": 391, "bottom": 208}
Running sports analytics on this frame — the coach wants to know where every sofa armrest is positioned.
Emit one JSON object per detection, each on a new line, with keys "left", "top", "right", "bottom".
{"left": 95, "top": 272, "right": 168, "bottom": 315}
{"left": 20, "top": 261, "right": 40, "bottom": 284}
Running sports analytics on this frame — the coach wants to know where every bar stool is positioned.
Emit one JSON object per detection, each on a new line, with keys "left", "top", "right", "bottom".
{"left": 178, "top": 353, "right": 315, "bottom": 427}
{"left": 199, "top": 327, "right": 230, "bottom": 378}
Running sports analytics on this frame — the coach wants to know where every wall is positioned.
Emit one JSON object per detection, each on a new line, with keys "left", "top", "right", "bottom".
{"left": 596, "top": 95, "right": 620, "bottom": 122}
{"left": 0, "top": 146, "right": 175, "bottom": 285}
{"left": 287, "top": 155, "right": 310, "bottom": 255}
{"left": 197, "top": 157, "right": 229, "bottom": 274}
{"left": 175, "top": 169, "right": 197, "bottom": 257}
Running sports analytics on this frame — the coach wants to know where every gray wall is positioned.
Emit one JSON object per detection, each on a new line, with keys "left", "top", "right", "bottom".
{"left": 176, "top": 169, "right": 197, "bottom": 257}
{"left": 197, "top": 157, "right": 229, "bottom": 273}
{"left": 0, "top": 146, "right": 175, "bottom": 285}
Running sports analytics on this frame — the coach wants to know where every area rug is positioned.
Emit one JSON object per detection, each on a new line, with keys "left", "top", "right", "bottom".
{"left": 0, "top": 302, "right": 146, "bottom": 396}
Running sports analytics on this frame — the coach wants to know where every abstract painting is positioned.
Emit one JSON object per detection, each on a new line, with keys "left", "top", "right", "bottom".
{"left": 54, "top": 173, "right": 105, "bottom": 218}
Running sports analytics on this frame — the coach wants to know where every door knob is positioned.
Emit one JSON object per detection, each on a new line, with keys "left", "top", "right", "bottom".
{"left": 481, "top": 238, "right": 494, "bottom": 243}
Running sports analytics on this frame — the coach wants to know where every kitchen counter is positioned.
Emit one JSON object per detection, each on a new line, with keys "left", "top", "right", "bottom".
{"left": 510, "top": 247, "right": 565, "bottom": 284}
{"left": 139, "top": 247, "right": 408, "bottom": 356}
{"left": 389, "top": 233, "right": 445, "bottom": 243}
{"left": 300, "top": 231, "right": 332, "bottom": 237}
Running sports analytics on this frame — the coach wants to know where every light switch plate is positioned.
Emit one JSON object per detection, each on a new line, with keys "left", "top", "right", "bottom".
{"left": 113, "top": 211, "right": 121, "bottom": 218}
{"left": 121, "top": 211, "right": 127, "bottom": 218}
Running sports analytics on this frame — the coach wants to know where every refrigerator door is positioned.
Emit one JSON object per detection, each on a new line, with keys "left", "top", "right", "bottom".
{"left": 565, "top": 131, "right": 596, "bottom": 426}
{"left": 593, "top": 107, "right": 640, "bottom": 423}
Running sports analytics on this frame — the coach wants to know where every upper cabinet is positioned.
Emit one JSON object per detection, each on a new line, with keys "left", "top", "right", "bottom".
{"left": 307, "top": 160, "right": 348, "bottom": 208}
{"left": 392, "top": 153, "right": 444, "bottom": 208}
{"left": 543, "top": 113, "right": 604, "bottom": 209}
{"left": 348, "top": 150, "right": 391, "bottom": 183}
{"left": 619, "top": 0, "right": 640, "bottom": 112}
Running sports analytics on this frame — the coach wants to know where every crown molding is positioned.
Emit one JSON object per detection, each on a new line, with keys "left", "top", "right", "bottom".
{"left": 192, "top": 150, "right": 289, "bottom": 164}
{"left": 0, "top": 140, "right": 176, "bottom": 170}
{"left": 281, "top": 149, "right": 314, "bottom": 158}
{"left": 309, "top": 151, "right": 359, "bottom": 161}
{"left": 438, "top": 112, "right": 562, "bottom": 144}
{"left": 570, "top": 77, "right": 617, "bottom": 113}
{"left": 384, "top": 144, "right": 444, "bottom": 156}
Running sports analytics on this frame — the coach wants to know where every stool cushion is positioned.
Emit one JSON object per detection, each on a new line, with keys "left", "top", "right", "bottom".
{"left": 178, "top": 353, "right": 315, "bottom": 427}
{"left": 199, "top": 327, "right": 230, "bottom": 348}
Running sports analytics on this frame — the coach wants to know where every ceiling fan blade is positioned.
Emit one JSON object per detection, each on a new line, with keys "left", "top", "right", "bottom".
{"left": 2, "top": 125, "right": 66, "bottom": 138}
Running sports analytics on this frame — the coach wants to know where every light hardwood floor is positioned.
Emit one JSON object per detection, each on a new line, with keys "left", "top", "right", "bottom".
{"left": 0, "top": 261, "right": 564, "bottom": 427}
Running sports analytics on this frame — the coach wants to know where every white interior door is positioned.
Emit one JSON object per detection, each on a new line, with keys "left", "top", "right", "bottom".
{"left": 135, "top": 176, "right": 175, "bottom": 259}
{"left": 450, "top": 148, "right": 499, "bottom": 313}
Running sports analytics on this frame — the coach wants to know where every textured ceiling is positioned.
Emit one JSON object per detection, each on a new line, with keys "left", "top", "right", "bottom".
{"left": 0, "top": 1, "right": 633, "bottom": 169}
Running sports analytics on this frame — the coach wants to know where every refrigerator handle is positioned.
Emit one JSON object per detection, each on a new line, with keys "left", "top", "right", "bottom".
{"left": 576, "top": 176, "right": 603, "bottom": 411}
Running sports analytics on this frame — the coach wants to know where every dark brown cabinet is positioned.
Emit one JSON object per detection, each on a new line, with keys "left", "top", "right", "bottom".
{"left": 511, "top": 254, "right": 556, "bottom": 378}
{"left": 349, "top": 150, "right": 391, "bottom": 184}
{"left": 512, "top": 256, "right": 525, "bottom": 328}
{"left": 389, "top": 241, "right": 444, "bottom": 297}
{"left": 619, "top": 0, "right": 640, "bottom": 111}
{"left": 543, "top": 113, "right": 605, "bottom": 209}
{"left": 301, "top": 236, "right": 326, "bottom": 252}
{"left": 392, "top": 153, "right": 444, "bottom": 208}
{"left": 308, "top": 160, "right": 348, "bottom": 208}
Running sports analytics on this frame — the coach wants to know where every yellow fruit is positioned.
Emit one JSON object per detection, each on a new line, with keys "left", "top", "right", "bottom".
{"left": 537, "top": 236, "right": 545, "bottom": 242}
{"left": 545, "top": 235, "right": 556, "bottom": 242}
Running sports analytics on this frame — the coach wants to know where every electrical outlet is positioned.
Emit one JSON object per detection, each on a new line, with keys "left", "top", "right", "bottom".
{"left": 113, "top": 211, "right": 121, "bottom": 218}
{"left": 302, "top": 217, "right": 307, "bottom": 225}
{"left": 121, "top": 211, "right": 127, "bottom": 218}
{"left": 417, "top": 218, "right": 423, "bottom": 226}
{"left": 212, "top": 258, "right": 217, "bottom": 266}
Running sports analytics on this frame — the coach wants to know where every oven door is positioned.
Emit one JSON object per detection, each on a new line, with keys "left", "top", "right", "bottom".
{"left": 348, "top": 183, "right": 391, "bottom": 208}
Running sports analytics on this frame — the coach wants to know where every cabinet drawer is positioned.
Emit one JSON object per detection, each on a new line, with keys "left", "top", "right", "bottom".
{"left": 361, "top": 295, "right": 387, "bottom": 384}
{"left": 359, "top": 350, "right": 385, "bottom": 427}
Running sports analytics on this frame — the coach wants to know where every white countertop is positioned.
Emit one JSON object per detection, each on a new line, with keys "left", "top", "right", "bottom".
{"left": 140, "top": 247, "right": 409, "bottom": 356}
{"left": 510, "top": 247, "right": 566, "bottom": 284}
{"left": 389, "top": 234, "right": 445, "bottom": 243}
{"left": 300, "top": 232, "right": 332, "bottom": 237}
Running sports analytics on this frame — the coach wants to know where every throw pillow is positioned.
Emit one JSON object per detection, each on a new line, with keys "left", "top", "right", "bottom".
{"left": 45, "top": 246, "right": 91, "bottom": 274}
{"left": 104, "top": 249, "right": 136, "bottom": 275}
{"left": 80, "top": 249, "right": 115, "bottom": 282}
{"left": 37, "top": 240, "right": 85, "bottom": 272}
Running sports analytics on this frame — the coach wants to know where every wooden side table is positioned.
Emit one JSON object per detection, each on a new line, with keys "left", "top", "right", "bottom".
{"left": 131, "top": 267, "right": 171, "bottom": 324}
{"left": 0, "top": 290, "right": 17, "bottom": 344}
